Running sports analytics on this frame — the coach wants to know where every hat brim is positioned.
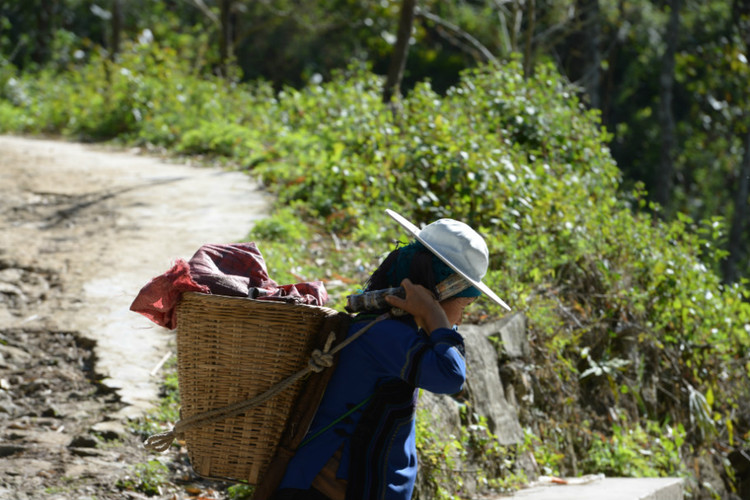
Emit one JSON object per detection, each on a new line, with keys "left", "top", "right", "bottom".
{"left": 386, "top": 209, "right": 511, "bottom": 311}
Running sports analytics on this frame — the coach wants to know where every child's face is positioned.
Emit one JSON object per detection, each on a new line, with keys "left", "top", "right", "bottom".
{"left": 439, "top": 296, "right": 476, "bottom": 326}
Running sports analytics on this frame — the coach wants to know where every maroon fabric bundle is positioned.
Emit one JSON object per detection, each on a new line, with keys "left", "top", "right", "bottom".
{"left": 130, "top": 242, "right": 328, "bottom": 329}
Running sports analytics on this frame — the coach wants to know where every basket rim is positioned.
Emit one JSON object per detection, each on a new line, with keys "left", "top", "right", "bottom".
{"left": 180, "top": 291, "right": 340, "bottom": 314}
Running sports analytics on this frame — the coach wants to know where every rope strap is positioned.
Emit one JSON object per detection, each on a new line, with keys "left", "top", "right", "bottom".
{"left": 297, "top": 393, "right": 372, "bottom": 449}
{"left": 144, "top": 313, "right": 389, "bottom": 452}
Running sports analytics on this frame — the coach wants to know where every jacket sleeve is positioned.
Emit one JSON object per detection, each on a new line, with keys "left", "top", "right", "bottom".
{"left": 357, "top": 320, "right": 466, "bottom": 395}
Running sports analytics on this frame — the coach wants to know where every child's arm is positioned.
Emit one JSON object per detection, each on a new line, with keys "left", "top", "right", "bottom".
{"left": 384, "top": 278, "right": 451, "bottom": 334}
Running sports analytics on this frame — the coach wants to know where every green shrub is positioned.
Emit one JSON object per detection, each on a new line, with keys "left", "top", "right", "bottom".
{"left": 177, "top": 121, "right": 264, "bottom": 158}
{"left": 581, "top": 418, "right": 686, "bottom": 477}
{"left": 227, "top": 483, "right": 256, "bottom": 499}
{"left": 116, "top": 459, "right": 169, "bottom": 496}
{"left": 0, "top": 100, "right": 26, "bottom": 132}
{"left": 250, "top": 206, "right": 313, "bottom": 244}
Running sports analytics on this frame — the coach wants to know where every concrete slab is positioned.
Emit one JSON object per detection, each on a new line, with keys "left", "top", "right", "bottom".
{"left": 502, "top": 477, "right": 683, "bottom": 500}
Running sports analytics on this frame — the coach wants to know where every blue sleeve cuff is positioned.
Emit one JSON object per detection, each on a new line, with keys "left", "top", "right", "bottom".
{"left": 429, "top": 327, "right": 465, "bottom": 356}
{"left": 407, "top": 327, "right": 466, "bottom": 393}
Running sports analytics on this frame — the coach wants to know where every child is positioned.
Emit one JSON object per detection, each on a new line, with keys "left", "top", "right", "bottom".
{"left": 275, "top": 210, "right": 510, "bottom": 500}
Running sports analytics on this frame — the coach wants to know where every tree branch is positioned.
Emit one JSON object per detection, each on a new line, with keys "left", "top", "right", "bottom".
{"left": 383, "top": 0, "right": 417, "bottom": 104}
{"left": 178, "top": 0, "right": 219, "bottom": 25}
{"left": 415, "top": 7, "right": 498, "bottom": 65}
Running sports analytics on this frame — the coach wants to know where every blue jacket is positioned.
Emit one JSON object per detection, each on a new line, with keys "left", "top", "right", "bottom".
{"left": 279, "top": 316, "right": 466, "bottom": 499}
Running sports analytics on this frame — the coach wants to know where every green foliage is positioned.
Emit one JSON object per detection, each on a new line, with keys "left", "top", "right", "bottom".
{"left": 250, "top": 206, "right": 313, "bottom": 244}
{"left": 130, "top": 355, "right": 180, "bottom": 439}
{"left": 232, "top": 0, "right": 398, "bottom": 87}
{"left": 600, "top": 0, "right": 750, "bottom": 279}
{"left": 2, "top": 37, "right": 749, "bottom": 498}
{"left": 2, "top": 0, "right": 748, "bottom": 282}
{"left": 415, "top": 406, "right": 465, "bottom": 499}
{"left": 251, "top": 59, "right": 748, "bottom": 493}
{"left": 520, "top": 427, "right": 565, "bottom": 476}
{"left": 0, "top": 37, "right": 281, "bottom": 149}
{"left": 462, "top": 413, "right": 528, "bottom": 493}
{"left": 227, "top": 483, "right": 256, "bottom": 499}
{"left": 116, "top": 459, "right": 170, "bottom": 496}
{"left": 256, "top": 59, "right": 617, "bottom": 251}
{"left": 415, "top": 403, "right": 528, "bottom": 498}
{"left": 581, "top": 418, "right": 686, "bottom": 477}
{"left": 177, "top": 121, "right": 263, "bottom": 158}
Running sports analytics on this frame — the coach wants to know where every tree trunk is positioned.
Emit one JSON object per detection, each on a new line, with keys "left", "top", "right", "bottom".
{"left": 599, "top": 0, "right": 625, "bottom": 132}
{"left": 578, "top": 0, "right": 601, "bottom": 109}
{"left": 522, "top": 0, "right": 536, "bottom": 78}
{"left": 722, "top": 127, "right": 750, "bottom": 283}
{"left": 509, "top": 0, "right": 520, "bottom": 52}
{"left": 219, "top": 0, "right": 233, "bottom": 77}
{"left": 654, "top": 0, "right": 681, "bottom": 213}
{"left": 32, "top": 0, "right": 56, "bottom": 64}
{"left": 110, "top": 0, "right": 122, "bottom": 60}
{"left": 382, "top": 0, "right": 417, "bottom": 104}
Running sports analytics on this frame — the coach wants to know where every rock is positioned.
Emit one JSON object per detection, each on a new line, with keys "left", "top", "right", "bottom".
{"left": 471, "top": 313, "right": 529, "bottom": 359}
{"left": 40, "top": 406, "right": 62, "bottom": 418}
{"left": 688, "top": 453, "right": 734, "bottom": 500}
{"left": 728, "top": 449, "right": 750, "bottom": 500}
{"left": 0, "top": 267, "right": 24, "bottom": 282}
{"left": 0, "top": 394, "right": 20, "bottom": 416}
{"left": 91, "top": 420, "right": 127, "bottom": 441}
{"left": 0, "top": 487, "right": 24, "bottom": 500}
{"left": 27, "top": 430, "right": 70, "bottom": 447}
{"left": 461, "top": 324, "right": 524, "bottom": 445}
{"left": 500, "top": 361, "right": 535, "bottom": 412}
{"left": 418, "top": 390, "right": 462, "bottom": 432}
{"left": 0, "top": 343, "right": 32, "bottom": 363}
{"left": 69, "top": 447, "right": 107, "bottom": 457}
{"left": 496, "top": 313, "right": 529, "bottom": 359}
{"left": 68, "top": 434, "right": 99, "bottom": 449}
{"left": 0, "top": 444, "right": 25, "bottom": 458}
{"left": 63, "top": 463, "right": 96, "bottom": 479}
{"left": 0, "top": 281, "right": 25, "bottom": 297}
{"left": 0, "top": 458, "right": 54, "bottom": 477}
{"left": 8, "top": 418, "right": 31, "bottom": 430}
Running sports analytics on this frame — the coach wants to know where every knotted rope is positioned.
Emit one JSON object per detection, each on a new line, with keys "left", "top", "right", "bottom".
{"left": 144, "top": 313, "right": 389, "bottom": 452}
{"left": 307, "top": 331, "right": 337, "bottom": 373}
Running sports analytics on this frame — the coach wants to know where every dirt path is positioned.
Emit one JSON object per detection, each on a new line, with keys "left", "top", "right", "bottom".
{"left": 0, "top": 135, "right": 270, "bottom": 498}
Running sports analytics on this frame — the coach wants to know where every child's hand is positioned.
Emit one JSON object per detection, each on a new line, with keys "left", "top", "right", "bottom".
{"left": 385, "top": 279, "right": 451, "bottom": 333}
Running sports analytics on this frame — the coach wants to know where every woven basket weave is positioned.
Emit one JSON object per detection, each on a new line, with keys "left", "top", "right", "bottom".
{"left": 175, "top": 292, "right": 339, "bottom": 484}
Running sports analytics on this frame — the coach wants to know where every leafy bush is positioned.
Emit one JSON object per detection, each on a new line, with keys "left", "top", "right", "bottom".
{"left": 581, "top": 419, "right": 686, "bottom": 477}
{"left": 227, "top": 483, "right": 256, "bottom": 499}
{"left": 117, "top": 459, "right": 169, "bottom": 496}
{"left": 0, "top": 37, "right": 278, "bottom": 148}
{"left": 251, "top": 206, "right": 313, "bottom": 244}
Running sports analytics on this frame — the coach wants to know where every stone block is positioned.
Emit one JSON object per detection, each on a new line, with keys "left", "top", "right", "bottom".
{"left": 460, "top": 324, "right": 523, "bottom": 445}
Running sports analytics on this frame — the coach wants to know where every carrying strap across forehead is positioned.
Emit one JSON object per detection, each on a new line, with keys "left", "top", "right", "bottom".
{"left": 345, "top": 273, "right": 470, "bottom": 314}
{"left": 435, "top": 273, "right": 472, "bottom": 300}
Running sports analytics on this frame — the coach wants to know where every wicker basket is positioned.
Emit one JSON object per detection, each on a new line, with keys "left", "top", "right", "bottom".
{"left": 175, "top": 292, "right": 340, "bottom": 484}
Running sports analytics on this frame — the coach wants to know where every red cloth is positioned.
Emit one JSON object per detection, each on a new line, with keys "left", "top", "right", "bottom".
{"left": 130, "top": 242, "right": 328, "bottom": 329}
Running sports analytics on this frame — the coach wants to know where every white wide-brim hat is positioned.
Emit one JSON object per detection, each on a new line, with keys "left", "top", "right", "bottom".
{"left": 386, "top": 209, "right": 511, "bottom": 311}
